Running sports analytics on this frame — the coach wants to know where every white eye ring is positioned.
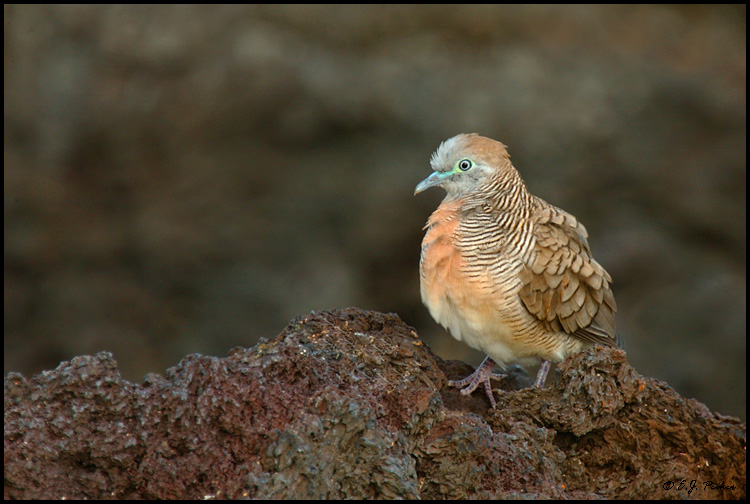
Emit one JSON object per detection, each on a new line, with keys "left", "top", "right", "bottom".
{"left": 458, "top": 159, "right": 473, "bottom": 171}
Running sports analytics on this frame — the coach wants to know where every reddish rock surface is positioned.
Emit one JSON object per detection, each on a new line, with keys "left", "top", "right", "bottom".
{"left": 4, "top": 309, "right": 745, "bottom": 499}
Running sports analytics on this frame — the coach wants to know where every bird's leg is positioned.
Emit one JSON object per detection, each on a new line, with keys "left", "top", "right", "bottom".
{"left": 534, "top": 359, "right": 552, "bottom": 388}
{"left": 448, "top": 356, "right": 505, "bottom": 407}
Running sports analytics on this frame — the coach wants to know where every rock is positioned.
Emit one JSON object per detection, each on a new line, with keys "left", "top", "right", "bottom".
{"left": 4, "top": 308, "right": 745, "bottom": 499}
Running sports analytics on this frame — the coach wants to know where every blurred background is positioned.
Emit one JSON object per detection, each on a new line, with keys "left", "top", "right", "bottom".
{"left": 4, "top": 5, "right": 745, "bottom": 419}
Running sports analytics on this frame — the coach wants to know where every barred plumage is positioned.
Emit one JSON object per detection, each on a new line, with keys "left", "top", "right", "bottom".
{"left": 415, "top": 133, "right": 620, "bottom": 407}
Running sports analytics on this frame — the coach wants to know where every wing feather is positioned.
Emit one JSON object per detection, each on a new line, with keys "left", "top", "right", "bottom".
{"left": 518, "top": 201, "right": 619, "bottom": 347}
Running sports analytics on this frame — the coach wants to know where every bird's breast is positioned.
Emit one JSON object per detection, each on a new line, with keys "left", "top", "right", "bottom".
{"left": 419, "top": 203, "right": 531, "bottom": 362}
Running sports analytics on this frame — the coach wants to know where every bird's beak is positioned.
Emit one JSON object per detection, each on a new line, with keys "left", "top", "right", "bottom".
{"left": 414, "top": 171, "right": 449, "bottom": 195}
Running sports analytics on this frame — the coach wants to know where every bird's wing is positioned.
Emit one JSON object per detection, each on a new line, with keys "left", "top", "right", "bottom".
{"left": 518, "top": 202, "right": 618, "bottom": 347}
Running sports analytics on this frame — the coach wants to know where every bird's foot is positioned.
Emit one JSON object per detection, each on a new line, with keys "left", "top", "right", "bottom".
{"left": 534, "top": 359, "right": 552, "bottom": 388}
{"left": 448, "top": 356, "right": 506, "bottom": 408}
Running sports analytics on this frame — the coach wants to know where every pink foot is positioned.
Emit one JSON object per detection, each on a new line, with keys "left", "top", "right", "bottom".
{"left": 448, "top": 356, "right": 506, "bottom": 407}
{"left": 534, "top": 359, "right": 552, "bottom": 388}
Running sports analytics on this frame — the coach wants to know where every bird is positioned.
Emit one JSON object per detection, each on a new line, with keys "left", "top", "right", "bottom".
{"left": 415, "top": 133, "right": 620, "bottom": 407}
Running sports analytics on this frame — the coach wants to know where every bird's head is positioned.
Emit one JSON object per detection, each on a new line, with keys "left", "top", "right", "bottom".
{"left": 414, "top": 133, "right": 514, "bottom": 200}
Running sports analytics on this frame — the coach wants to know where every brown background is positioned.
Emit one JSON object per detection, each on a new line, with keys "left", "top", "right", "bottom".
{"left": 4, "top": 5, "right": 746, "bottom": 419}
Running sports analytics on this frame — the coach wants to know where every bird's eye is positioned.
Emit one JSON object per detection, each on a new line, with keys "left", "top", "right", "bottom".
{"left": 458, "top": 159, "right": 473, "bottom": 171}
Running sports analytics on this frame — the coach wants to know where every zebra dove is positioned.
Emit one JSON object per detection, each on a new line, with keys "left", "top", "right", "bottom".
{"left": 415, "top": 133, "right": 619, "bottom": 407}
